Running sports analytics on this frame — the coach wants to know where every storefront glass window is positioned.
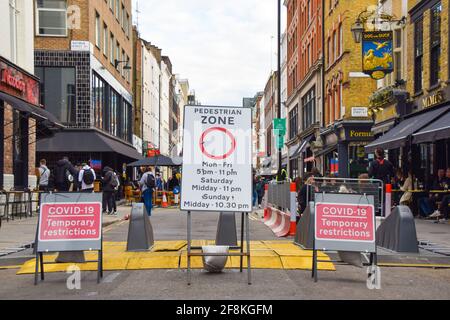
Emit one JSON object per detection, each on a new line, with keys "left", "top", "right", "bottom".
{"left": 35, "top": 67, "right": 76, "bottom": 124}
{"left": 348, "top": 144, "right": 369, "bottom": 178}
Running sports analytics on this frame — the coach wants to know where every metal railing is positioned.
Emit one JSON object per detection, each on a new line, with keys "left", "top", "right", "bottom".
{"left": 307, "top": 178, "right": 385, "bottom": 217}
{"left": 0, "top": 190, "right": 41, "bottom": 229}
{"left": 267, "top": 181, "right": 292, "bottom": 212}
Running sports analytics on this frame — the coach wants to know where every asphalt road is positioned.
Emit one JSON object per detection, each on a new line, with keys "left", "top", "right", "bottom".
{"left": 1, "top": 208, "right": 450, "bottom": 300}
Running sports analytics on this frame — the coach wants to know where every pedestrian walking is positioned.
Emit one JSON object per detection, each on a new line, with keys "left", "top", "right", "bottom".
{"left": 368, "top": 148, "right": 395, "bottom": 184}
{"left": 54, "top": 157, "right": 78, "bottom": 192}
{"left": 38, "top": 159, "right": 51, "bottom": 192}
{"left": 102, "top": 167, "right": 117, "bottom": 215}
{"left": 139, "top": 166, "right": 156, "bottom": 216}
{"left": 78, "top": 162, "right": 96, "bottom": 193}
{"left": 112, "top": 170, "right": 120, "bottom": 214}
{"left": 256, "top": 177, "right": 265, "bottom": 208}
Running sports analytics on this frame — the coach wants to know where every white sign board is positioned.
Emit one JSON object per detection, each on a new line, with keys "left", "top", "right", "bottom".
{"left": 352, "top": 107, "right": 369, "bottom": 117}
{"left": 71, "top": 40, "right": 91, "bottom": 52}
{"left": 181, "top": 105, "right": 252, "bottom": 212}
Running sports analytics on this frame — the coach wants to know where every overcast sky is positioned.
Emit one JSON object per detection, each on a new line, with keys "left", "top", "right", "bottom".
{"left": 134, "top": 0, "right": 286, "bottom": 106}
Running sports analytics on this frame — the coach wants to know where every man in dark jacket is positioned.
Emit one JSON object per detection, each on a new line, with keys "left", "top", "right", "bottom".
{"left": 54, "top": 157, "right": 78, "bottom": 192}
{"left": 102, "top": 167, "right": 116, "bottom": 215}
{"left": 368, "top": 148, "right": 395, "bottom": 184}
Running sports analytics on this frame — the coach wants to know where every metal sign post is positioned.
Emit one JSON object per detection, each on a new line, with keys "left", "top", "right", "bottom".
{"left": 34, "top": 192, "right": 103, "bottom": 285}
{"left": 181, "top": 105, "right": 253, "bottom": 285}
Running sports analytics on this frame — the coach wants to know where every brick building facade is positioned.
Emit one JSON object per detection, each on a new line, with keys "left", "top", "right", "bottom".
{"left": 285, "top": 0, "right": 324, "bottom": 179}
{"left": 34, "top": 0, "right": 140, "bottom": 175}
{"left": 321, "top": 0, "right": 378, "bottom": 178}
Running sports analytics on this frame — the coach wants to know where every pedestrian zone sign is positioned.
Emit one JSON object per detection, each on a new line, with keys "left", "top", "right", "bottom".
{"left": 181, "top": 105, "right": 252, "bottom": 212}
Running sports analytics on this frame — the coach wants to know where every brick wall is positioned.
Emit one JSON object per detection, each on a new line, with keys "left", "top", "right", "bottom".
{"left": 34, "top": 0, "right": 132, "bottom": 94}
{"left": 407, "top": 0, "right": 450, "bottom": 106}
{"left": 324, "top": 0, "right": 378, "bottom": 125}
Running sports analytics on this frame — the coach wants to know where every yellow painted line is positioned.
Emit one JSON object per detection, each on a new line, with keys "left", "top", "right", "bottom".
{"left": 0, "top": 265, "right": 21, "bottom": 270}
{"left": 103, "top": 220, "right": 127, "bottom": 233}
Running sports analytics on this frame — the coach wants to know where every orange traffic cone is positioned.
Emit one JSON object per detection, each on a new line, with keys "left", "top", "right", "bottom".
{"left": 162, "top": 192, "right": 169, "bottom": 208}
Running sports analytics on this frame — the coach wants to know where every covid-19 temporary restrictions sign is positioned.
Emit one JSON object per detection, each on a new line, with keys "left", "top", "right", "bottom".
{"left": 37, "top": 193, "right": 103, "bottom": 252}
{"left": 181, "top": 105, "right": 252, "bottom": 212}
{"left": 314, "top": 193, "right": 376, "bottom": 253}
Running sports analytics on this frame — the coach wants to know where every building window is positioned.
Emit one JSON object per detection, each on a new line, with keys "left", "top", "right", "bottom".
{"left": 110, "top": 33, "right": 115, "bottom": 65}
{"left": 95, "top": 12, "right": 101, "bottom": 48}
{"left": 35, "top": 67, "right": 76, "bottom": 124}
{"left": 414, "top": 18, "right": 424, "bottom": 93}
{"left": 103, "top": 24, "right": 108, "bottom": 56}
{"left": 36, "top": 0, "right": 67, "bottom": 36}
{"left": 302, "top": 87, "right": 316, "bottom": 130}
{"left": 289, "top": 105, "right": 298, "bottom": 140}
{"left": 109, "top": 88, "right": 119, "bottom": 137}
{"left": 393, "top": 28, "right": 403, "bottom": 82}
{"left": 121, "top": 100, "right": 132, "bottom": 142}
{"left": 10, "top": 0, "right": 18, "bottom": 63}
{"left": 430, "top": 2, "right": 441, "bottom": 87}
{"left": 92, "top": 72, "right": 106, "bottom": 130}
{"left": 333, "top": 31, "right": 337, "bottom": 61}
{"left": 115, "top": 0, "right": 120, "bottom": 20}
{"left": 290, "top": 159, "right": 299, "bottom": 180}
{"left": 121, "top": 49, "right": 126, "bottom": 77}
{"left": 116, "top": 41, "right": 120, "bottom": 70}
{"left": 339, "top": 24, "right": 343, "bottom": 55}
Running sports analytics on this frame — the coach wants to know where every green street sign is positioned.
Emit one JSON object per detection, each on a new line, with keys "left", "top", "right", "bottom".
{"left": 275, "top": 135, "right": 285, "bottom": 149}
{"left": 273, "top": 118, "right": 286, "bottom": 135}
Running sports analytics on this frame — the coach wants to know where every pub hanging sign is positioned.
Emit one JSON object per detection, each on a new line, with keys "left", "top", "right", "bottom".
{"left": 362, "top": 31, "right": 394, "bottom": 80}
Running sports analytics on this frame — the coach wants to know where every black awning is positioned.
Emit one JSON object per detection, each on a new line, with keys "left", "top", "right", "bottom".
{"left": 291, "top": 135, "right": 314, "bottom": 159}
{"left": 0, "top": 91, "right": 63, "bottom": 128}
{"left": 37, "top": 130, "right": 142, "bottom": 160}
{"left": 315, "top": 144, "right": 338, "bottom": 157}
{"left": 413, "top": 109, "right": 450, "bottom": 144}
{"left": 127, "top": 155, "right": 181, "bottom": 167}
{"left": 365, "top": 105, "right": 450, "bottom": 153}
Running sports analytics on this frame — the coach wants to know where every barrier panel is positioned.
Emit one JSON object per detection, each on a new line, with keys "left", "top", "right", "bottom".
{"left": 293, "top": 178, "right": 383, "bottom": 284}
{"left": 264, "top": 182, "right": 298, "bottom": 238}
{"left": 34, "top": 192, "right": 103, "bottom": 285}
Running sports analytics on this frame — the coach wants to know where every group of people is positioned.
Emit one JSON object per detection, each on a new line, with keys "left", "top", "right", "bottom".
{"left": 133, "top": 167, "right": 182, "bottom": 217}
{"left": 37, "top": 157, "right": 121, "bottom": 215}
{"left": 417, "top": 169, "right": 450, "bottom": 222}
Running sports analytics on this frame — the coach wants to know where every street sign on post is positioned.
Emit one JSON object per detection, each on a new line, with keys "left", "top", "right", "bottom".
{"left": 181, "top": 105, "right": 253, "bottom": 285}
{"left": 34, "top": 192, "right": 103, "bottom": 285}
{"left": 273, "top": 118, "right": 286, "bottom": 136}
{"left": 181, "top": 105, "right": 253, "bottom": 213}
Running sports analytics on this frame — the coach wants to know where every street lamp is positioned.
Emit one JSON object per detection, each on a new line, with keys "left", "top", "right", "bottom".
{"left": 351, "top": 19, "right": 365, "bottom": 43}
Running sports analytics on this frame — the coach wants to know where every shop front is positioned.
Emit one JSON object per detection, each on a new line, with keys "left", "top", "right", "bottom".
{"left": 320, "top": 121, "right": 374, "bottom": 178}
{"left": 366, "top": 87, "right": 450, "bottom": 188}
{"left": 0, "top": 56, "right": 61, "bottom": 190}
